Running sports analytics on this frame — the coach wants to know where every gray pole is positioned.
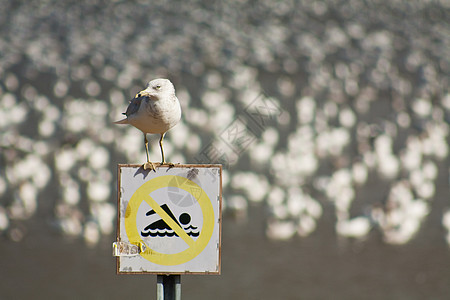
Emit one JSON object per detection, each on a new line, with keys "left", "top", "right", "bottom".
{"left": 157, "top": 275, "right": 181, "bottom": 300}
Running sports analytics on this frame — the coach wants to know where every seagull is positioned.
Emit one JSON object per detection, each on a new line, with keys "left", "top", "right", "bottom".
{"left": 114, "top": 78, "right": 181, "bottom": 171}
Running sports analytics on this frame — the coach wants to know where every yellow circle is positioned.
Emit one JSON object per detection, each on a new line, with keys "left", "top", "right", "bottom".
{"left": 125, "top": 175, "right": 214, "bottom": 266}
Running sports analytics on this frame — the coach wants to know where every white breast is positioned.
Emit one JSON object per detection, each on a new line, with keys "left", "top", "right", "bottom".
{"left": 128, "top": 97, "right": 181, "bottom": 134}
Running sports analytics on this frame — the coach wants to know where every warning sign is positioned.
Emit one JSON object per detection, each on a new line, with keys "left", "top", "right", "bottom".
{"left": 115, "top": 164, "right": 222, "bottom": 274}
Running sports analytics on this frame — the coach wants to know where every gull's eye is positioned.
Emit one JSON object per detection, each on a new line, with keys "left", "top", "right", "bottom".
{"left": 155, "top": 84, "right": 161, "bottom": 90}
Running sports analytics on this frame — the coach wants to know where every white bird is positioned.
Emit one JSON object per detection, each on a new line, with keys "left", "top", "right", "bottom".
{"left": 114, "top": 78, "right": 181, "bottom": 171}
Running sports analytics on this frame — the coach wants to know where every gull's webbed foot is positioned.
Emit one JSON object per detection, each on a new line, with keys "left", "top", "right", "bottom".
{"left": 161, "top": 161, "right": 176, "bottom": 168}
{"left": 143, "top": 161, "right": 156, "bottom": 172}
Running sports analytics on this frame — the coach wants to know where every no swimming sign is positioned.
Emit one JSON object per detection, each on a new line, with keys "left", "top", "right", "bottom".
{"left": 114, "top": 164, "right": 222, "bottom": 274}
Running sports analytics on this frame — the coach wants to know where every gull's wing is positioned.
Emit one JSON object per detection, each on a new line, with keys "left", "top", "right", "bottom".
{"left": 113, "top": 97, "right": 143, "bottom": 124}
{"left": 124, "top": 97, "right": 143, "bottom": 117}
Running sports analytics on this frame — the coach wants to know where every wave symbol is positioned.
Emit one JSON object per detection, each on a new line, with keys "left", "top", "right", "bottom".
{"left": 141, "top": 225, "right": 199, "bottom": 237}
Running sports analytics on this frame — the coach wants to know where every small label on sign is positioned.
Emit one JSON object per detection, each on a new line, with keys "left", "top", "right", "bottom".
{"left": 113, "top": 241, "right": 146, "bottom": 257}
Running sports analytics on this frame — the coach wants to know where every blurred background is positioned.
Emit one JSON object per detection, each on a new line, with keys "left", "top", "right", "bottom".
{"left": 1, "top": 0, "right": 449, "bottom": 299}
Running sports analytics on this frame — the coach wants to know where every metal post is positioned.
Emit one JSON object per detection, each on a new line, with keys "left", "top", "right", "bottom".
{"left": 157, "top": 275, "right": 181, "bottom": 300}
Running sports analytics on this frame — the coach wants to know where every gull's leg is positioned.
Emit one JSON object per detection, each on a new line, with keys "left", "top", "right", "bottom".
{"left": 159, "top": 133, "right": 174, "bottom": 167}
{"left": 143, "top": 133, "right": 155, "bottom": 171}
{"left": 159, "top": 133, "right": 166, "bottom": 164}
{"left": 144, "top": 133, "right": 150, "bottom": 162}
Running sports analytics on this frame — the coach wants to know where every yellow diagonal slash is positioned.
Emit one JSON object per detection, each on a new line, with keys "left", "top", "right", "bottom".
{"left": 143, "top": 194, "right": 195, "bottom": 247}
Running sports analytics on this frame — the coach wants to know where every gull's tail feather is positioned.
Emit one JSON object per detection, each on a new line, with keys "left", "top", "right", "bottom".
{"left": 114, "top": 118, "right": 128, "bottom": 124}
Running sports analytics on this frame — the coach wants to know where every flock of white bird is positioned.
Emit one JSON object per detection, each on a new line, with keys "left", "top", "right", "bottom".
{"left": 0, "top": 1, "right": 449, "bottom": 246}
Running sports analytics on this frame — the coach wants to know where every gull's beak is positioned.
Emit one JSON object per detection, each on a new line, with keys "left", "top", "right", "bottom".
{"left": 135, "top": 88, "right": 155, "bottom": 99}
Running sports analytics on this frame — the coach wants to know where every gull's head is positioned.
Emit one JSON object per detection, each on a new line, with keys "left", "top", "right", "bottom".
{"left": 136, "top": 78, "right": 175, "bottom": 100}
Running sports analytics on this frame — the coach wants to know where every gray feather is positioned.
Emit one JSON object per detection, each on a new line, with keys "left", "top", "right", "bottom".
{"left": 124, "top": 97, "right": 143, "bottom": 117}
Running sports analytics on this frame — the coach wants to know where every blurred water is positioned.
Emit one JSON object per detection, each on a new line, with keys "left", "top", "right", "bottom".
{"left": 1, "top": 0, "right": 450, "bottom": 299}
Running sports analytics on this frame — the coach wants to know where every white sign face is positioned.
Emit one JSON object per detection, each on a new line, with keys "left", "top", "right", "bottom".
{"left": 115, "top": 164, "right": 222, "bottom": 274}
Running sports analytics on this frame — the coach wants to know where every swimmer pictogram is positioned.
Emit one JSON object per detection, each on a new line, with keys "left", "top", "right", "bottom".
{"left": 141, "top": 204, "right": 200, "bottom": 237}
